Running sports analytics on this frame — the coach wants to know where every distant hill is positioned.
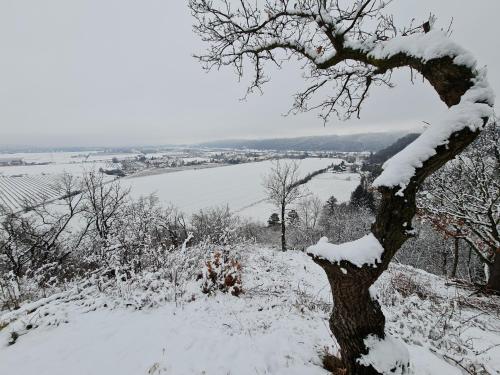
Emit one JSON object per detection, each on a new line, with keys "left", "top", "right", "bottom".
{"left": 366, "top": 133, "right": 420, "bottom": 164}
{"left": 196, "top": 132, "right": 412, "bottom": 152}
{"left": 362, "top": 133, "right": 420, "bottom": 176}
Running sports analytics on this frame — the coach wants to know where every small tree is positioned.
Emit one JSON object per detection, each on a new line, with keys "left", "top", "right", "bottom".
{"left": 263, "top": 160, "right": 305, "bottom": 251}
{"left": 350, "top": 176, "right": 376, "bottom": 212}
{"left": 267, "top": 213, "right": 281, "bottom": 228}
{"left": 297, "top": 195, "right": 323, "bottom": 232}
{"left": 287, "top": 209, "right": 300, "bottom": 226}
{"left": 324, "top": 195, "right": 338, "bottom": 215}
{"left": 81, "top": 171, "right": 130, "bottom": 243}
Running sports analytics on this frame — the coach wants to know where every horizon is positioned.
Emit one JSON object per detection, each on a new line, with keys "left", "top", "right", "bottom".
{"left": 0, "top": 128, "right": 418, "bottom": 151}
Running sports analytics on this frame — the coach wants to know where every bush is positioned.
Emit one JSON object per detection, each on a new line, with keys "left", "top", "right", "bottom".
{"left": 201, "top": 251, "right": 242, "bottom": 296}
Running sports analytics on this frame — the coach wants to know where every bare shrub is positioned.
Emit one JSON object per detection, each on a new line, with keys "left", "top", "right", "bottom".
{"left": 201, "top": 250, "right": 242, "bottom": 296}
{"left": 191, "top": 206, "right": 238, "bottom": 245}
{"left": 390, "top": 271, "right": 433, "bottom": 301}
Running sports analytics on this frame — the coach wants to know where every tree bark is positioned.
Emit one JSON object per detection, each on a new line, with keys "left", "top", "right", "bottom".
{"left": 451, "top": 238, "right": 460, "bottom": 279}
{"left": 281, "top": 202, "right": 286, "bottom": 251}
{"left": 487, "top": 252, "right": 500, "bottom": 292}
{"left": 441, "top": 249, "right": 448, "bottom": 277}
{"left": 318, "top": 259, "right": 384, "bottom": 374}
{"left": 467, "top": 246, "right": 473, "bottom": 282}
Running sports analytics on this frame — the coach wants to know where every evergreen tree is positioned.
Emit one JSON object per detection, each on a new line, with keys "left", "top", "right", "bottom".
{"left": 324, "top": 195, "right": 338, "bottom": 216}
{"left": 287, "top": 209, "right": 299, "bottom": 226}
{"left": 267, "top": 213, "right": 280, "bottom": 228}
{"left": 350, "top": 177, "right": 376, "bottom": 212}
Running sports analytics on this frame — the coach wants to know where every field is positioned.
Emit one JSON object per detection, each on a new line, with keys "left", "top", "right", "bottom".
{"left": 122, "top": 158, "right": 360, "bottom": 221}
{"left": 0, "top": 176, "right": 63, "bottom": 211}
{"left": 0, "top": 151, "right": 137, "bottom": 177}
{"left": 0, "top": 152, "right": 360, "bottom": 218}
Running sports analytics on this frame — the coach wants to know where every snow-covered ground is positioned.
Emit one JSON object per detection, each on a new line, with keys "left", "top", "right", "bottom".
{"left": 0, "top": 154, "right": 357, "bottom": 219}
{"left": 123, "top": 158, "right": 358, "bottom": 221}
{"left": 0, "top": 151, "right": 140, "bottom": 177}
{"left": 1, "top": 246, "right": 498, "bottom": 375}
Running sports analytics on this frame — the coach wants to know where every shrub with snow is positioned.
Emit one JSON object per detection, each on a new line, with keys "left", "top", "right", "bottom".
{"left": 201, "top": 250, "right": 242, "bottom": 297}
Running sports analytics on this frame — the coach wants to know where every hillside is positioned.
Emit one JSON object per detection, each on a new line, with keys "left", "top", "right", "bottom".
{"left": 362, "top": 133, "right": 420, "bottom": 176}
{"left": 365, "top": 133, "right": 420, "bottom": 165}
{"left": 1, "top": 245, "right": 498, "bottom": 375}
{"left": 197, "top": 132, "right": 412, "bottom": 152}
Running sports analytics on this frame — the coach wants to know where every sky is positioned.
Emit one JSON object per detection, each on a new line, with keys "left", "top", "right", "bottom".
{"left": 0, "top": 0, "right": 498, "bottom": 147}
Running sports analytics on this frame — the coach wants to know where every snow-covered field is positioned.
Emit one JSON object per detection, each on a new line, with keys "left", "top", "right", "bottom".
{"left": 123, "top": 158, "right": 359, "bottom": 221}
{"left": 0, "top": 151, "right": 138, "bottom": 177}
{"left": 0, "top": 175, "right": 63, "bottom": 211}
{"left": 1, "top": 246, "right": 498, "bottom": 375}
{"left": 0, "top": 153, "right": 356, "bottom": 218}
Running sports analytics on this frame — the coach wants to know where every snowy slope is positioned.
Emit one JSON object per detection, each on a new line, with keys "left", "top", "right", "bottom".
{"left": 1, "top": 247, "right": 499, "bottom": 375}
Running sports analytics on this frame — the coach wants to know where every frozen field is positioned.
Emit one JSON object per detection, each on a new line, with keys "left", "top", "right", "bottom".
{"left": 123, "top": 159, "right": 360, "bottom": 221}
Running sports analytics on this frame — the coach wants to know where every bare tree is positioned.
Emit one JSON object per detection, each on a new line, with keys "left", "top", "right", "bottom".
{"left": 287, "top": 195, "right": 324, "bottom": 249}
{"left": 263, "top": 160, "right": 305, "bottom": 250}
{"left": 81, "top": 171, "right": 130, "bottom": 242}
{"left": 418, "top": 122, "right": 500, "bottom": 290}
{"left": 297, "top": 195, "right": 323, "bottom": 233}
{"left": 190, "top": 1, "right": 494, "bottom": 373}
{"left": 0, "top": 174, "right": 86, "bottom": 284}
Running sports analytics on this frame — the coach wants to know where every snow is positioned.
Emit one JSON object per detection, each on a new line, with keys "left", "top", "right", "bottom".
{"left": 365, "top": 30, "right": 478, "bottom": 69}
{"left": 123, "top": 159, "right": 358, "bottom": 221}
{"left": 237, "top": 172, "right": 360, "bottom": 221}
{"left": 406, "top": 345, "right": 460, "bottom": 375}
{"left": 373, "top": 70, "right": 494, "bottom": 194}
{"left": 1, "top": 247, "right": 499, "bottom": 374}
{"left": 0, "top": 304, "right": 330, "bottom": 375}
{"left": 345, "top": 30, "right": 496, "bottom": 194}
{"left": 0, "top": 151, "right": 140, "bottom": 177}
{"left": 358, "top": 334, "right": 410, "bottom": 374}
{"left": 306, "top": 234, "right": 384, "bottom": 267}
{"left": 0, "top": 249, "right": 334, "bottom": 375}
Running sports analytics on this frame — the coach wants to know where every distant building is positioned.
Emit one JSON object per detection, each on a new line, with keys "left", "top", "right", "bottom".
{"left": 0, "top": 158, "right": 24, "bottom": 166}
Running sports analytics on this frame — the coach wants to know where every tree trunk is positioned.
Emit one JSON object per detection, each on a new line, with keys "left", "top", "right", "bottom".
{"left": 319, "top": 259, "right": 384, "bottom": 374}
{"left": 487, "top": 252, "right": 500, "bottom": 292}
{"left": 441, "top": 249, "right": 448, "bottom": 277}
{"left": 467, "top": 246, "right": 473, "bottom": 282}
{"left": 281, "top": 203, "right": 286, "bottom": 251}
{"left": 450, "top": 238, "right": 459, "bottom": 279}
{"left": 311, "top": 58, "right": 489, "bottom": 374}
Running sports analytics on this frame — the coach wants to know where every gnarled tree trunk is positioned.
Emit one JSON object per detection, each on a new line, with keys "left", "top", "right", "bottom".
{"left": 318, "top": 259, "right": 385, "bottom": 374}
{"left": 313, "top": 58, "right": 489, "bottom": 374}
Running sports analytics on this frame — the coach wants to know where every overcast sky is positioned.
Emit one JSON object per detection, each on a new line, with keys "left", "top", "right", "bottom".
{"left": 0, "top": 0, "right": 498, "bottom": 147}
